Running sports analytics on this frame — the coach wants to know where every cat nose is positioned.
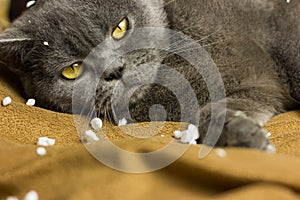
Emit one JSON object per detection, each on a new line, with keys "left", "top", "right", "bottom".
{"left": 103, "top": 65, "right": 126, "bottom": 81}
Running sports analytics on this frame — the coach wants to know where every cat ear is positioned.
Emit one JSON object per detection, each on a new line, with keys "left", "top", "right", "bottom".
{"left": 0, "top": 27, "right": 33, "bottom": 70}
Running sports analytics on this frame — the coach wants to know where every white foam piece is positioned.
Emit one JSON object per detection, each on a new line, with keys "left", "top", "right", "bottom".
{"left": 36, "top": 147, "right": 47, "bottom": 156}
{"left": 216, "top": 148, "right": 227, "bottom": 158}
{"left": 174, "top": 124, "right": 199, "bottom": 144}
{"left": 2, "top": 96, "right": 12, "bottom": 106}
{"left": 173, "top": 130, "right": 183, "bottom": 139}
{"left": 26, "top": 99, "right": 36, "bottom": 106}
{"left": 24, "top": 190, "right": 39, "bottom": 200}
{"left": 37, "top": 137, "right": 56, "bottom": 147}
{"left": 188, "top": 124, "right": 200, "bottom": 140}
{"left": 47, "top": 139, "right": 55, "bottom": 146}
{"left": 189, "top": 140, "right": 197, "bottom": 145}
{"left": 90, "top": 118, "right": 103, "bottom": 130}
{"left": 118, "top": 118, "right": 128, "bottom": 126}
{"left": 266, "top": 144, "right": 276, "bottom": 154}
{"left": 181, "top": 131, "right": 193, "bottom": 143}
{"left": 85, "top": 130, "right": 100, "bottom": 141}
{"left": 26, "top": 1, "right": 36, "bottom": 8}
{"left": 43, "top": 41, "right": 49, "bottom": 46}
{"left": 0, "top": 38, "right": 31, "bottom": 43}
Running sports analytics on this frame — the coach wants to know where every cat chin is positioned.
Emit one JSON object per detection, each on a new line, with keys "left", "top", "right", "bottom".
{"left": 95, "top": 84, "right": 149, "bottom": 121}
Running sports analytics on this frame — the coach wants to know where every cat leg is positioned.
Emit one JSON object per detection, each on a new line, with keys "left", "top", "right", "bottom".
{"left": 198, "top": 97, "right": 291, "bottom": 151}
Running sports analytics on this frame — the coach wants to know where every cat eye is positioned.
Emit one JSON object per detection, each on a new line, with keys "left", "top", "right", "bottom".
{"left": 112, "top": 18, "right": 129, "bottom": 40}
{"left": 61, "top": 62, "right": 83, "bottom": 80}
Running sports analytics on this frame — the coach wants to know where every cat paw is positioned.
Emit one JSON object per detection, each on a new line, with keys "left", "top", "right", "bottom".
{"left": 204, "top": 110, "right": 275, "bottom": 152}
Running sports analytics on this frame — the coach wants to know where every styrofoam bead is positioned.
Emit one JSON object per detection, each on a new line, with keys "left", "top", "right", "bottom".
{"left": 216, "top": 148, "right": 227, "bottom": 158}
{"left": 24, "top": 190, "right": 38, "bottom": 200}
{"left": 181, "top": 131, "right": 193, "bottom": 143}
{"left": 37, "top": 137, "right": 56, "bottom": 147}
{"left": 261, "top": 130, "right": 272, "bottom": 138}
{"left": 85, "top": 130, "right": 100, "bottom": 141}
{"left": 174, "top": 124, "right": 199, "bottom": 144}
{"left": 90, "top": 118, "right": 103, "bottom": 130}
{"left": 26, "top": 1, "right": 36, "bottom": 8}
{"left": 173, "top": 130, "right": 183, "bottom": 139}
{"left": 266, "top": 144, "right": 276, "bottom": 154}
{"left": 118, "top": 118, "right": 128, "bottom": 126}
{"left": 36, "top": 147, "right": 47, "bottom": 156}
{"left": 2, "top": 96, "right": 12, "bottom": 106}
{"left": 26, "top": 99, "right": 36, "bottom": 106}
{"left": 188, "top": 124, "right": 199, "bottom": 140}
{"left": 37, "top": 137, "right": 48, "bottom": 146}
{"left": 189, "top": 140, "right": 197, "bottom": 145}
{"left": 47, "top": 138, "right": 56, "bottom": 146}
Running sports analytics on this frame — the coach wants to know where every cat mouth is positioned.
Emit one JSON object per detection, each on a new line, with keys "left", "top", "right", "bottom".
{"left": 94, "top": 78, "right": 150, "bottom": 123}
{"left": 95, "top": 90, "right": 113, "bottom": 117}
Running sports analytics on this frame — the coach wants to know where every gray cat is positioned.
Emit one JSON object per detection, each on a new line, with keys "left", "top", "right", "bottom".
{"left": 0, "top": 0, "right": 300, "bottom": 151}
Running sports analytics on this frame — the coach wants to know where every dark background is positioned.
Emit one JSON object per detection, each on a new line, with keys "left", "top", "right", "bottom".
{"left": 9, "top": 0, "right": 28, "bottom": 21}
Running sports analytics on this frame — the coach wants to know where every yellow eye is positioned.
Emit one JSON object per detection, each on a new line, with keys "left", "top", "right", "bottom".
{"left": 61, "top": 63, "right": 83, "bottom": 80}
{"left": 112, "top": 18, "right": 128, "bottom": 40}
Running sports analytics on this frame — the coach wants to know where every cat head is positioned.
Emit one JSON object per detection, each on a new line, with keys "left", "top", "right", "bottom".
{"left": 0, "top": 0, "right": 168, "bottom": 115}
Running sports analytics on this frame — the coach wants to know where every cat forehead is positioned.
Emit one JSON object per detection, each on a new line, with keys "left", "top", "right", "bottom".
{"left": 9, "top": 0, "right": 138, "bottom": 41}
{"left": 27, "top": 0, "right": 142, "bottom": 18}
{"left": 11, "top": 0, "right": 166, "bottom": 40}
{"left": 25, "top": 0, "right": 164, "bottom": 20}
{"left": 16, "top": 0, "right": 154, "bottom": 35}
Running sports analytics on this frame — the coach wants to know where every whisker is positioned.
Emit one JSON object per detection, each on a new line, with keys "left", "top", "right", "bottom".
{"left": 0, "top": 38, "right": 31, "bottom": 42}
{"left": 163, "top": 34, "right": 191, "bottom": 51}
{"left": 202, "top": 37, "right": 234, "bottom": 47}
{"left": 160, "top": 40, "right": 201, "bottom": 58}
{"left": 197, "top": 27, "right": 223, "bottom": 43}
{"left": 160, "top": 34, "right": 235, "bottom": 59}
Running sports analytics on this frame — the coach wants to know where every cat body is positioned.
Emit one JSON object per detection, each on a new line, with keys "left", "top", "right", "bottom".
{"left": 1, "top": 0, "right": 300, "bottom": 150}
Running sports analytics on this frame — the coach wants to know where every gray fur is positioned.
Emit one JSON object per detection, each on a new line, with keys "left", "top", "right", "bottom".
{"left": 0, "top": 0, "right": 300, "bottom": 150}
